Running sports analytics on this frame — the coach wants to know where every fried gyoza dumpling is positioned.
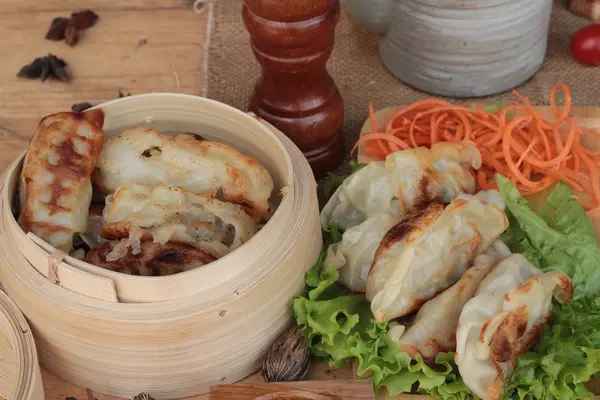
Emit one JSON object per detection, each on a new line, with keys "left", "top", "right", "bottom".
{"left": 387, "top": 240, "right": 511, "bottom": 362}
{"left": 92, "top": 127, "right": 274, "bottom": 221}
{"left": 456, "top": 255, "right": 573, "bottom": 400}
{"left": 366, "top": 193, "right": 508, "bottom": 323}
{"left": 86, "top": 240, "right": 217, "bottom": 276}
{"left": 324, "top": 213, "right": 399, "bottom": 293}
{"left": 100, "top": 184, "right": 256, "bottom": 261}
{"left": 18, "top": 110, "right": 105, "bottom": 252}
{"left": 321, "top": 142, "right": 481, "bottom": 231}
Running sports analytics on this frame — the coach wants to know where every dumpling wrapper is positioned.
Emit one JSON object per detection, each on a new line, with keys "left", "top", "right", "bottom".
{"left": 325, "top": 213, "right": 399, "bottom": 292}
{"left": 321, "top": 142, "right": 481, "bottom": 231}
{"left": 455, "top": 255, "right": 573, "bottom": 400}
{"left": 366, "top": 192, "right": 509, "bottom": 323}
{"left": 92, "top": 127, "right": 274, "bottom": 221}
{"left": 387, "top": 240, "right": 512, "bottom": 362}
{"left": 101, "top": 184, "right": 257, "bottom": 261}
{"left": 18, "top": 110, "right": 105, "bottom": 252}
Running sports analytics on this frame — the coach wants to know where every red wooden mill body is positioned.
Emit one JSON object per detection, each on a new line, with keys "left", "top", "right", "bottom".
{"left": 243, "top": 0, "right": 344, "bottom": 178}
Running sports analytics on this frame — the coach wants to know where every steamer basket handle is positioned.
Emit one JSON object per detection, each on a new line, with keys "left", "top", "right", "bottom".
{"left": 26, "top": 233, "right": 119, "bottom": 303}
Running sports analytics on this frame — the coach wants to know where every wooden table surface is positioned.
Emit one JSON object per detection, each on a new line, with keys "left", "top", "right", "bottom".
{"left": 0, "top": 0, "right": 207, "bottom": 173}
{"left": 0, "top": 1, "right": 214, "bottom": 399}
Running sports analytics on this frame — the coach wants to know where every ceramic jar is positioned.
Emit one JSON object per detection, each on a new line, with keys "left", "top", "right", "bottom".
{"left": 347, "top": 0, "right": 553, "bottom": 97}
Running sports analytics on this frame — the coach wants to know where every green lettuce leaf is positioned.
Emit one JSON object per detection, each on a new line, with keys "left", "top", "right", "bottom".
{"left": 496, "top": 175, "right": 600, "bottom": 299}
{"left": 293, "top": 226, "right": 472, "bottom": 399}
{"left": 497, "top": 176, "right": 600, "bottom": 399}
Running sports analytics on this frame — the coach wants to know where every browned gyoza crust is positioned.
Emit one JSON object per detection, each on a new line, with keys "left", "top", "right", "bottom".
{"left": 484, "top": 274, "right": 573, "bottom": 400}
{"left": 18, "top": 110, "right": 105, "bottom": 251}
{"left": 86, "top": 240, "right": 218, "bottom": 276}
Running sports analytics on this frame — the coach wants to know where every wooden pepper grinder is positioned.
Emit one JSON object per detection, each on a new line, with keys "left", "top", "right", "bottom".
{"left": 243, "top": 0, "right": 344, "bottom": 179}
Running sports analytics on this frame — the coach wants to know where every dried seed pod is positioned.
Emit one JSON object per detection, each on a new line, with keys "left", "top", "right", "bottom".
{"left": 72, "top": 102, "right": 95, "bottom": 112}
{"left": 64, "top": 20, "right": 79, "bottom": 47}
{"left": 262, "top": 324, "right": 311, "bottom": 382}
{"left": 45, "top": 17, "right": 70, "bottom": 40}
{"left": 71, "top": 9, "right": 99, "bottom": 30}
{"left": 132, "top": 393, "right": 155, "bottom": 400}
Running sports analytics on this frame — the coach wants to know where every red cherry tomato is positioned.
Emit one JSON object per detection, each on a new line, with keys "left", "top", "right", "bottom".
{"left": 571, "top": 24, "right": 600, "bottom": 66}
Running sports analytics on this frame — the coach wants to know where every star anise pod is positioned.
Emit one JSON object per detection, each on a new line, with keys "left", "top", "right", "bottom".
{"left": 72, "top": 102, "right": 95, "bottom": 112}
{"left": 64, "top": 20, "right": 79, "bottom": 47}
{"left": 71, "top": 10, "right": 99, "bottom": 30}
{"left": 71, "top": 90, "right": 131, "bottom": 112}
{"left": 44, "top": 9, "right": 98, "bottom": 46}
{"left": 46, "top": 17, "right": 70, "bottom": 40}
{"left": 17, "top": 54, "right": 70, "bottom": 82}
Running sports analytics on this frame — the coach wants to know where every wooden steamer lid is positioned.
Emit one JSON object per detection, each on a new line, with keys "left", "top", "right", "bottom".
{"left": 0, "top": 289, "right": 44, "bottom": 400}
{"left": 0, "top": 94, "right": 322, "bottom": 399}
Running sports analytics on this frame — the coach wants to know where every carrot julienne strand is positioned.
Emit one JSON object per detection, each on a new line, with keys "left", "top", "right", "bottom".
{"left": 358, "top": 83, "right": 600, "bottom": 212}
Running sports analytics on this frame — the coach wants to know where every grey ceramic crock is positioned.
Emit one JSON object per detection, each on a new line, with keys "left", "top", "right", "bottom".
{"left": 346, "top": 0, "right": 553, "bottom": 98}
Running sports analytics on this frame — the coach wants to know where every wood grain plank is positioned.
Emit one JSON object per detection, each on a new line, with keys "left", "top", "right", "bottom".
{"left": 0, "top": 7, "right": 208, "bottom": 173}
{"left": 42, "top": 362, "right": 355, "bottom": 400}
{"left": 1, "top": 0, "right": 196, "bottom": 13}
{"left": 208, "top": 380, "right": 374, "bottom": 400}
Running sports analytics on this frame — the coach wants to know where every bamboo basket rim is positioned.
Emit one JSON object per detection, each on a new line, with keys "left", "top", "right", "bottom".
{"left": 0, "top": 288, "right": 44, "bottom": 400}
{"left": 1, "top": 93, "right": 307, "bottom": 304}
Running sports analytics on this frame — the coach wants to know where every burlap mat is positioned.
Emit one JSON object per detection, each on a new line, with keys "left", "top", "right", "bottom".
{"left": 206, "top": 0, "right": 598, "bottom": 177}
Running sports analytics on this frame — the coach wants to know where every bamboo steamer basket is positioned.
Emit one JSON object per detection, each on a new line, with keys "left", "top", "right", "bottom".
{"left": 0, "top": 289, "right": 44, "bottom": 400}
{"left": 0, "top": 94, "right": 322, "bottom": 399}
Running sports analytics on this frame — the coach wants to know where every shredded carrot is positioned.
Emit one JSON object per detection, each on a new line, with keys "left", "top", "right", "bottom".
{"left": 358, "top": 83, "right": 600, "bottom": 212}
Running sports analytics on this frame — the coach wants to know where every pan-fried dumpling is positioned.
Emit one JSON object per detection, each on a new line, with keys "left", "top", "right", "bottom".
{"left": 100, "top": 184, "right": 257, "bottom": 261}
{"left": 366, "top": 193, "right": 508, "bottom": 323}
{"left": 387, "top": 240, "right": 512, "bottom": 362}
{"left": 92, "top": 127, "right": 274, "bottom": 221}
{"left": 455, "top": 255, "right": 573, "bottom": 400}
{"left": 86, "top": 240, "right": 217, "bottom": 276}
{"left": 325, "top": 213, "right": 399, "bottom": 293}
{"left": 321, "top": 142, "right": 481, "bottom": 231}
{"left": 18, "top": 110, "right": 105, "bottom": 252}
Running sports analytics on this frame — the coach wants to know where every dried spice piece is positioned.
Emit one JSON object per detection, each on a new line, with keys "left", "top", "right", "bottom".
{"left": 17, "top": 54, "right": 69, "bottom": 82}
{"left": 46, "top": 17, "right": 70, "bottom": 40}
{"left": 71, "top": 9, "right": 99, "bottom": 30}
{"left": 72, "top": 102, "right": 95, "bottom": 112}
{"left": 17, "top": 57, "right": 45, "bottom": 79}
{"left": 64, "top": 20, "right": 79, "bottom": 46}
{"left": 71, "top": 91, "right": 131, "bottom": 112}
{"left": 262, "top": 324, "right": 311, "bottom": 382}
{"left": 44, "top": 9, "right": 99, "bottom": 46}
{"left": 132, "top": 394, "right": 155, "bottom": 400}
{"left": 47, "top": 54, "right": 69, "bottom": 82}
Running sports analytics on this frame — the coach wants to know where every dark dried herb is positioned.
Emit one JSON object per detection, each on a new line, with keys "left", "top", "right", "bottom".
{"left": 132, "top": 394, "right": 155, "bottom": 400}
{"left": 40, "top": 61, "right": 51, "bottom": 82}
{"left": 17, "top": 57, "right": 45, "bottom": 79}
{"left": 70, "top": 90, "right": 131, "bottom": 112}
{"left": 72, "top": 102, "right": 95, "bottom": 112}
{"left": 47, "top": 54, "right": 69, "bottom": 81}
{"left": 17, "top": 54, "right": 69, "bottom": 82}
{"left": 71, "top": 9, "right": 99, "bottom": 30}
{"left": 46, "top": 17, "right": 70, "bottom": 40}
{"left": 64, "top": 20, "right": 79, "bottom": 46}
